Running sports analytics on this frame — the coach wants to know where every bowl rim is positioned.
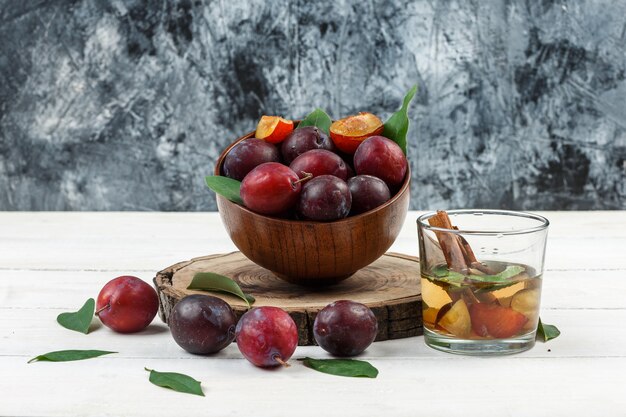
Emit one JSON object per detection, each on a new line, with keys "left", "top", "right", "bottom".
{"left": 214, "top": 130, "right": 411, "bottom": 225}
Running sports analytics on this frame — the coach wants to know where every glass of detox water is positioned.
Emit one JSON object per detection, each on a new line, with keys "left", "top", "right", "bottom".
{"left": 417, "top": 210, "right": 549, "bottom": 355}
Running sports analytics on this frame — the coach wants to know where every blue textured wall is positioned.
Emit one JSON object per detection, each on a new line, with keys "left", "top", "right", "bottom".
{"left": 0, "top": 0, "right": 624, "bottom": 210}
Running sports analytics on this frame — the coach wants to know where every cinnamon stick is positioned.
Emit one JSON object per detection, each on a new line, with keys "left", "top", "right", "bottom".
{"left": 452, "top": 226, "right": 477, "bottom": 265}
{"left": 429, "top": 210, "right": 496, "bottom": 275}
{"left": 453, "top": 226, "right": 496, "bottom": 275}
{"left": 428, "top": 211, "right": 467, "bottom": 273}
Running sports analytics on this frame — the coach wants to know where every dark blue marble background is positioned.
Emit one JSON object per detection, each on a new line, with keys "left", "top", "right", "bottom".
{"left": 0, "top": 0, "right": 624, "bottom": 210}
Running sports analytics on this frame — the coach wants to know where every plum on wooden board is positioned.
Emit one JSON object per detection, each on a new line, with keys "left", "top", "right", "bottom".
{"left": 96, "top": 276, "right": 159, "bottom": 333}
{"left": 169, "top": 295, "right": 236, "bottom": 354}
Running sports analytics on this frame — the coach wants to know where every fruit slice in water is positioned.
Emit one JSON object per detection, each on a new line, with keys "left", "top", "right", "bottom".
{"left": 437, "top": 299, "right": 471, "bottom": 338}
{"left": 329, "top": 112, "right": 383, "bottom": 154}
{"left": 469, "top": 303, "right": 528, "bottom": 338}
{"left": 510, "top": 288, "right": 540, "bottom": 325}
{"left": 255, "top": 116, "right": 294, "bottom": 144}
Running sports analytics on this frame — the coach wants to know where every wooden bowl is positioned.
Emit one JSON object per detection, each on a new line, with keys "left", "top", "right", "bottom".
{"left": 214, "top": 131, "right": 411, "bottom": 285}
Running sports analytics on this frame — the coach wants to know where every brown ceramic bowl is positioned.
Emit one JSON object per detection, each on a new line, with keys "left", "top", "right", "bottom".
{"left": 214, "top": 130, "right": 410, "bottom": 285}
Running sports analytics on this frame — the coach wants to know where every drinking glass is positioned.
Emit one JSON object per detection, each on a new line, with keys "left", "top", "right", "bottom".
{"left": 417, "top": 210, "right": 549, "bottom": 355}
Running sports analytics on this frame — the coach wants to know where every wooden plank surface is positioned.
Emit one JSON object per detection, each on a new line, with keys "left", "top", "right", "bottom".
{"left": 1, "top": 211, "right": 626, "bottom": 417}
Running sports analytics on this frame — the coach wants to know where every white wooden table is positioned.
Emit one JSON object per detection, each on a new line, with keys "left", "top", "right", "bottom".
{"left": 1, "top": 211, "right": 625, "bottom": 416}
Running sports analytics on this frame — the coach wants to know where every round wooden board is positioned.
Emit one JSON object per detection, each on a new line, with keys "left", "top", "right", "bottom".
{"left": 154, "top": 251, "right": 422, "bottom": 345}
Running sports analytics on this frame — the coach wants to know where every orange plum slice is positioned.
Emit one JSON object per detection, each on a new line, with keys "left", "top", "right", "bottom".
{"left": 329, "top": 112, "right": 383, "bottom": 154}
{"left": 255, "top": 116, "right": 294, "bottom": 144}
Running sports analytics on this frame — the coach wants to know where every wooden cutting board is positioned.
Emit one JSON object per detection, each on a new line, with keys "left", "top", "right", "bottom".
{"left": 154, "top": 251, "right": 422, "bottom": 345}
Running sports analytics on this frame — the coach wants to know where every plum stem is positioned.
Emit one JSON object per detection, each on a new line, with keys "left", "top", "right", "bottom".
{"left": 95, "top": 303, "right": 110, "bottom": 316}
{"left": 293, "top": 172, "right": 313, "bottom": 185}
{"left": 274, "top": 356, "right": 290, "bottom": 368}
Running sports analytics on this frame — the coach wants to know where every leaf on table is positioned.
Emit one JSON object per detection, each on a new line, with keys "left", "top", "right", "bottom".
{"left": 28, "top": 350, "right": 116, "bottom": 363}
{"left": 382, "top": 84, "right": 418, "bottom": 155}
{"left": 187, "top": 272, "right": 254, "bottom": 307}
{"left": 297, "top": 108, "right": 332, "bottom": 135}
{"left": 299, "top": 357, "right": 379, "bottom": 378}
{"left": 536, "top": 318, "right": 561, "bottom": 342}
{"left": 56, "top": 298, "right": 95, "bottom": 334}
{"left": 145, "top": 368, "right": 205, "bottom": 397}
{"left": 204, "top": 176, "right": 243, "bottom": 205}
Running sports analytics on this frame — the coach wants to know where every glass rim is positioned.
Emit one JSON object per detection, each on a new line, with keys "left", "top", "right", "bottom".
{"left": 417, "top": 209, "right": 550, "bottom": 236}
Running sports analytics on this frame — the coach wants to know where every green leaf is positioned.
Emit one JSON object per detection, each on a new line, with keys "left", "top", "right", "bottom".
{"left": 299, "top": 357, "right": 378, "bottom": 378}
{"left": 428, "top": 265, "right": 526, "bottom": 292}
{"left": 382, "top": 84, "right": 418, "bottom": 154}
{"left": 205, "top": 176, "right": 243, "bottom": 205}
{"left": 537, "top": 318, "right": 561, "bottom": 342}
{"left": 28, "top": 350, "right": 116, "bottom": 363}
{"left": 188, "top": 272, "right": 254, "bottom": 308}
{"left": 432, "top": 265, "right": 466, "bottom": 281}
{"left": 206, "top": 290, "right": 255, "bottom": 305}
{"left": 428, "top": 265, "right": 465, "bottom": 287}
{"left": 56, "top": 298, "right": 95, "bottom": 334}
{"left": 473, "top": 281, "right": 520, "bottom": 293}
{"left": 145, "top": 368, "right": 205, "bottom": 397}
{"left": 468, "top": 265, "right": 526, "bottom": 283}
{"left": 297, "top": 108, "right": 332, "bottom": 135}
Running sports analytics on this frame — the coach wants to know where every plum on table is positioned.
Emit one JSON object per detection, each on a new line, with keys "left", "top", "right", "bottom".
{"left": 96, "top": 276, "right": 159, "bottom": 333}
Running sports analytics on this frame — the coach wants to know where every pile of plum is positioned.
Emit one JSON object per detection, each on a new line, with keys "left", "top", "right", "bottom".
{"left": 170, "top": 296, "right": 378, "bottom": 367}
{"left": 222, "top": 113, "right": 408, "bottom": 221}
{"left": 94, "top": 275, "right": 378, "bottom": 368}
